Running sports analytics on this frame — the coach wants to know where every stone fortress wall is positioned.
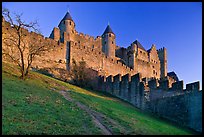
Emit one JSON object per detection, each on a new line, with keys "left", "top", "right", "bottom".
{"left": 2, "top": 12, "right": 202, "bottom": 133}
{"left": 67, "top": 41, "right": 135, "bottom": 76}
{"left": 2, "top": 19, "right": 69, "bottom": 78}
{"left": 98, "top": 73, "right": 202, "bottom": 132}
{"left": 49, "top": 12, "right": 168, "bottom": 80}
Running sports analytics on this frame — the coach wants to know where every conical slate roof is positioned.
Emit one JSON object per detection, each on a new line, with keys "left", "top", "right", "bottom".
{"left": 167, "top": 71, "right": 179, "bottom": 82}
{"left": 62, "top": 12, "right": 73, "bottom": 21}
{"left": 103, "top": 25, "right": 115, "bottom": 35}
{"left": 133, "top": 40, "right": 146, "bottom": 51}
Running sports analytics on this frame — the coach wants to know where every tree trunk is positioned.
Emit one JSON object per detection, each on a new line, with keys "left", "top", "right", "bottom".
{"left": 20, "top": 71, "right": 25, "bottom": 80}
{"left": 25, "top": 67, "right": 30, "bottom": 76}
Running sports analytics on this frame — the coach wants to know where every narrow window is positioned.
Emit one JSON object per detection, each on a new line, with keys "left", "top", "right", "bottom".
{"left": 64, "top": 21, "right": 65, "bottom": 24}
{"left": 70, "top": 22, "right": 71, "bottom": 25}
{"left": 105, "top": 41, "right": 106, "bottom": 44}
{"left": 140, "top": 51, "right": 142, "bottom": 54}
{"left": 109, "top": 34, "right": 111, "bottom": 37}
{"left": 152, "top": 66, "right": 154, "bottom": 68}
{"left": 112, "top": 41, "right": 114, "bottom": 44}
{"left": 153, "top": 70, "right": 155, "bottom": 74}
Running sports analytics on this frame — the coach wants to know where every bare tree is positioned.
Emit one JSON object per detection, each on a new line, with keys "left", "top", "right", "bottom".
{"left": 2, "top": 8, "right": 50, "bottom": 79}
{"left": 70, "top": 58, "right": 88, "bottom": 87}
{"left": 70, "top": 58, "right": 99, "bottom": 89}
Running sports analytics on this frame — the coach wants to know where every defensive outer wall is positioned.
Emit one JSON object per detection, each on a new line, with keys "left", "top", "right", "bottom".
{"left": 2, "top": 17, "right": 202, "bottom": 133}
{"left": 98, "top": 73, "right": 202, "bottom": 133}
{"left": 2, "top": 19, "right": 68, "bottom": 77}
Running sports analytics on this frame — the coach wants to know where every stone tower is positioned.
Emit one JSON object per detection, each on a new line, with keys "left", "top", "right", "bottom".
{"left": 157, "top": 47, "right": 167, "bottom": 78}
{"left": 58, "top": 11, "right": 76, "bottom": 42}
{"left": 102, "top": 25, "right": 116, "bottom": 58}
{"left": 127, "top": 43, "right": 137, "bottom": 70}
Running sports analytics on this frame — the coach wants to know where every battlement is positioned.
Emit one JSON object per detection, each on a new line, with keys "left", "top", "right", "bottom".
{"left": 77, "top": 32, "right": 95, "bottom": 40}
{"left": 171, "top": 80, "right": 184, "bottom": 91}
{"left": 157, "top": 47, "right": 166, "bottom": 52}
{"left": 30, "top": 31, "right": 44, "bottom": 38}
{"left": 95, "top": 36, "right": 102, "bottom": 40}
{"left": 102, "top": 72, "right": 201, "bottom": 98}
{"left": 2, "top": 19, "right": 67, "bottom": 71}
{"left": 99, "top": 72, "right": 145, "bottom": 108}
{"left": 99, "top": 72, "right": 202, "bottom": 132}
{"left": 148, "top": 78, "right": 159, "bottom": 89}
{"left": 2, "top": 13, "right": 202, "bottom": 132}
{"left": 2, "top": 20, "right": 67, "bottom": 49}
{"left": 186, "top": 81, "right": 200, "bottom": 91}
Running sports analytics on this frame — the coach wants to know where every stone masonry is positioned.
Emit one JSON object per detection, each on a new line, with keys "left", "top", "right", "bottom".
{"left": 49, "top": 12, "right": 171, "bottom": 81}
{"left": 99, "top": 74, "right": 202, "bottom": 132}
{"left": 2, "top": 12, "right": 202, "bottom": 133}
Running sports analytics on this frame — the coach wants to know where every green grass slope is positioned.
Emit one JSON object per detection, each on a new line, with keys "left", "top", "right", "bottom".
{"left": 2, "top": 62, "right": 196, "bottom": 135}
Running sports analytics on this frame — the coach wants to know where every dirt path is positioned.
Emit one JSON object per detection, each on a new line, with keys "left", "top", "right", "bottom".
{"left": 58, "top": 90, "right": 113, "bottom": 135}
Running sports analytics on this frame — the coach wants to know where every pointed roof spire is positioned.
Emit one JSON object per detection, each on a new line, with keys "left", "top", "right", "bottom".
{"left": 67, "top": 4, "right": 70, "bottom": 12}
{"left": 103, "top": 24, "right": 114, "bottom": 35}
{"left": 62, "top": 11, "right": 73, "bottom": 21}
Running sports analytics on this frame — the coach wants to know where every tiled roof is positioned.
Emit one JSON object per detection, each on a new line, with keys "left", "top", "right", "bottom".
{"left": 103, "top": 25, "right": 114, "bottom": 35}
{"left": 62, "top": 12, "right": 73, "bottom": 21}
{"left": 133, "top": 40, "right": 146, "bottom": 51}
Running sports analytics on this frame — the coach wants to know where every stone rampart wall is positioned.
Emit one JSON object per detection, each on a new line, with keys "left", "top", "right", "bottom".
{"left": 99, "top": 73, "right": 202, "bottom": 132}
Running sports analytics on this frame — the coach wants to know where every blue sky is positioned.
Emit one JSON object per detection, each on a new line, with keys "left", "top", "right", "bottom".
{"left": 2, "top": 2, "right": 202, "bottom": 89}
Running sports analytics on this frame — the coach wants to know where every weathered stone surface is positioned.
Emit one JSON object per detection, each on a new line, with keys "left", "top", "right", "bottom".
{"left": 2, "top": 12, "right": 202, "bottom": 133}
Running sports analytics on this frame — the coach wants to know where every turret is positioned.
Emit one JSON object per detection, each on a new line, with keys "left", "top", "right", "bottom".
{"left": 58, "top": 11, "right": 76, "bottom": 42}
{"left": 102, "top": 24, "right": 116, "bottom": 58}
{"left": 157, "top": 47, "right": 167, "bottom": 78}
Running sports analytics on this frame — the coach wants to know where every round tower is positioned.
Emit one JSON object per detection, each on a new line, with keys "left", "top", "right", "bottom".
{"left": 102, "top": 24, "right": 116, "bottom": 58}
{"left": 58, "top": 11, "right": 76, "bottom": 42}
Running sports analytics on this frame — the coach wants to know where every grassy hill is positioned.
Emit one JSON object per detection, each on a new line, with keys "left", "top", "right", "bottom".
{"left": 2, "top": 62, "right": 197, "bottom": 135}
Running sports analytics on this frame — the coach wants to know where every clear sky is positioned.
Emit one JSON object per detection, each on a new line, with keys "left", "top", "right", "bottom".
{"left": 2, "top": 2, "right": 202, "bottom": 89}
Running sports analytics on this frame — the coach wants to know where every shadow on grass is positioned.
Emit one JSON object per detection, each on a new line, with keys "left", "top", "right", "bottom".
{"left": 30, "top": 69, "right": 200, "bottom": 135}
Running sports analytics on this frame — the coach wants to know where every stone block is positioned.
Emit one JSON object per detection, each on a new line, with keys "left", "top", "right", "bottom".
{"left": 186, "top": 81, "right": 200, "bottom": 91}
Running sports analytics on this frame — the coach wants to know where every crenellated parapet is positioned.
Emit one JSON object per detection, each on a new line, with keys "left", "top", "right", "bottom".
{"left": 112, "top": 74, "right": 122, "bottom": 97}
{"left": 2, "top": 19, "right": 68, "bottom": 80}
{"left": 99, "top": 72, "right": 201, "bottom": 104}
{"left": 3, "top": 12, "right": 202, "bottom": 132}
{"left": 171, "top": 80, "right": 184, "bottom": 91}
{"left": 99, "top": 72, "right": 202, "bottom": 132}
{"left": 186, "top": 81, "right": 200, "bottom": 91}
{"left": 148, "top": 78, "right": 159, "bottom": 89}
{"left": 105, "top": 75, "right": 114, "bottom": 94}
{"left": 158, "top": 79, "right": 169, "bottom": 90}
{"left": 99, "top": 72, "right": 146, "bottom": 109}
{"left": 157, "top": 47, "right": 167, "bottom": 78}
{"left": 121, "top": 74, "right": 131, "bottom": 101}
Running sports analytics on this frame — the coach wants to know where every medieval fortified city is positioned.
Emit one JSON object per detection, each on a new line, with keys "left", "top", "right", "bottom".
{"left": 2, "top": 3, "right": 202, "bottom": 135}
